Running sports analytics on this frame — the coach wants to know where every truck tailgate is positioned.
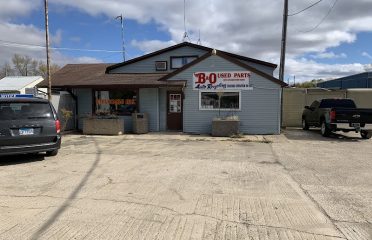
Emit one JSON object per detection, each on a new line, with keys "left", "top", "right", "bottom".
{"left": 334, "top": 108, "right": 372, "bottom": 123}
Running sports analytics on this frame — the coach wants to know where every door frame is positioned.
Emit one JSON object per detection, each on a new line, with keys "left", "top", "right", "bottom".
{"left": 166, "top": 90, "right": 183, "bottom": 131}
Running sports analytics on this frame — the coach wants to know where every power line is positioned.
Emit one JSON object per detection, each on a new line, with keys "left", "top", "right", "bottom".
{"left": 288, "top": 0, "right": 323, "bottom": 16}
{"left": 299, "top": 0, "right": 338, "bottom": 33}
{"left": 0, "top": 39, "right": 123, "bottom": 53}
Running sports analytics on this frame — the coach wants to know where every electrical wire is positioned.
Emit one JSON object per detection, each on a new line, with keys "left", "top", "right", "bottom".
{"left": 0, "top": 39, "right": 123, "bottom": 53}
{"left": 288, "top": 0, "right": 323, "bottom": 16}
{"left": 298, "top": 0, "right": 338, "bottom": 33}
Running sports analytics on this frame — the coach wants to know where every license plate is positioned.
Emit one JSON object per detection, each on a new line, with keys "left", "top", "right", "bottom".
{"left": 19, "top": 128, "right": 34, "bottom": 136}
{"left": 351, "top": 123, "right": 360, "bottom": 128}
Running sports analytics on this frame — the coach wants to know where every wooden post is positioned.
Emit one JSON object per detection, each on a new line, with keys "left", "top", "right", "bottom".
{"left": 44, "top": 0, "right": 52, "bottom": 100}
{"left": 279, "top": 0, "right": 288, "bottom": 82}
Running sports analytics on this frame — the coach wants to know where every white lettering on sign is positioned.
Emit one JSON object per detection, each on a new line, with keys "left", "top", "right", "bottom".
{"left": 193, "top": 71, "right": 252, "bottom": 90}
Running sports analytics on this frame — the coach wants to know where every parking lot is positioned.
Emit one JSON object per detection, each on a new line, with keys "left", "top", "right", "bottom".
{"left": 0, "top": 130, "right": 371, "bottom": 240}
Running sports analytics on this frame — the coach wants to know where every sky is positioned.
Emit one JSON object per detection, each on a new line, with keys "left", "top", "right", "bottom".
{"left": 1, "top": 0, "right": 372, "bottom": 83}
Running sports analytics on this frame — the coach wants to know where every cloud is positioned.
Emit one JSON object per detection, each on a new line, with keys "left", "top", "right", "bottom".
{"left": 0, "top": 0, "right": 41, "bottom": 21}
{"left": 0, "top": 22, "right": 101, "bottom": 67}
{"left": 285, "top": 58, "right": 365, "bottom": 82}
{"left": 311, "top": 51, "right": 347, "bottom": 59}
{"left": 3, "top": 0, "right": 372, "bottom": 81}
{"left": 362, "top": 51, "right": 372, "bottom": 60}
{"left": 50, "top": 0, "right": 372, "bottom": 81}
{"left": 131, "top": 39, "right": 176, "bottom": 53}
{"left": 0, "top": 1, "right": 102, "bottom": 68}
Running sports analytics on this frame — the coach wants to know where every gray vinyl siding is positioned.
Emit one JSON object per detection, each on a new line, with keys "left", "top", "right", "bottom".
{"left": 75, "top": 88, "right": 92, "bottom": 130}
{"left": 240, "top": 60, "right": 276, "bottom": 76}
{"left": 139, "top": 88, "right": 160, "bottom": 131}
{"left": 109, "top": 46, "right": 207, "bottom": 73}
{"left": 168, "top": 55, "right": 281, "bottom": 134}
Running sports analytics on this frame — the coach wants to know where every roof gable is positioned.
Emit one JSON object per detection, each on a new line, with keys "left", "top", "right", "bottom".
{"left": 159, "top": 51, "right": 287, "bottom": 87}
{"left": 106, "top": 42, "right": 277, "bottom": 73}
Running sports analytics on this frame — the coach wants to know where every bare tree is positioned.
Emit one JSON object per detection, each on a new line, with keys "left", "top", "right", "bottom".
{"left": 0, "top": 62, "right": 14, "bottom": 78}
{"left": 38, "top": 62, "right": 60, "bottom": 79}
{"left": 4, "top": 54, "right": 60, "bottom": 79}
{"left": 12, "top": 54, "right": 32, "bottom": 76}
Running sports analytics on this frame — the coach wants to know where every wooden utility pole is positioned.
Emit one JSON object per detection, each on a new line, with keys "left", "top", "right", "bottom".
{"left": 44, "top": 0, "right": 52, "bottom": 100}
{"left": 279, "top": 0, "right": 288, "bottom": 82}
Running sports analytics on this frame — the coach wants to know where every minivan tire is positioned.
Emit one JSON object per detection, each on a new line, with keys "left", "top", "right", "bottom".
{"left": 46, "top": 150, "right": 58, "bottom": 156}
{"left": 321, "top": 120, "right": 331, "bottom": 137}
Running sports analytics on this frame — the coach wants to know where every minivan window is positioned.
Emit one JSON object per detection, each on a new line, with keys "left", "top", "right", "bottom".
{"left": 0, "top": 102, "right": 54, "bottom": 120}
{"left": 319, "top": 99, "right": 356, "bottom": 108}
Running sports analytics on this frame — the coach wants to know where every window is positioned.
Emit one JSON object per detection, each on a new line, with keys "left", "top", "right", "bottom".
{"left": 0, "top": 102, "right": 53, "bottom": 120}
{"left": 155, "top": 61, "right": 167, "bottom": 71}
{"left": 319, "top": 99, "right": 356, "bottom": 108}
{"left": 95, "top": 90, "right": 137, "bottom": 116}
{"left": 170, "top": 56, "right": 198, "bottom": 69}
{"left": 199, "top": 91, "right": 240, "bottom": 110}
{"left": 169, "top": 94, "right": 181, "bottom": 113}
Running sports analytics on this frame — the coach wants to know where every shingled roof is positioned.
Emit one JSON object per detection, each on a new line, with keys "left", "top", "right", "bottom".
{"left": 38, "top": 64, "right": 185, "bottom": 88}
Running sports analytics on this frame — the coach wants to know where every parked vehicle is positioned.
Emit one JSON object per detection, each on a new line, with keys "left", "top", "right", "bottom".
{"left": 0, "top": 97, "right": 61, "bottom": 156}
{"left": 302, "top": 98, "right": 372, "bottom": 138}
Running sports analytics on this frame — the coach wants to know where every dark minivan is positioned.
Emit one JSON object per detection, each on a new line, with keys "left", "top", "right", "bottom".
{"left": 0, "top": 97, "right": 61, "bottom": 156}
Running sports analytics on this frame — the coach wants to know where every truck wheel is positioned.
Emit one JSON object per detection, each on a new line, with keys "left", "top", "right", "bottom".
{"left": 302, "top": 119, "right": 309, "bottom": 130}
{"left": 46, "top": 150, "right": 58, "bottom": 157}
{"left": 321, "top": 120, "right": 331, "bottom": 137}
{"left": 361, "top": 131, "right": 372, "bottom": 139}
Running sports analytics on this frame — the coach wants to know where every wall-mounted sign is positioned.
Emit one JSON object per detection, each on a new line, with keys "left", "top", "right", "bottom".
{"left": 193, "top": 71, "right": 252, "bottom": 90}
{"left": 96, "top": 98, "right": 135, "bottom": 106}
{"left": 0, "top": 94, "right": 34, "bottom": 98}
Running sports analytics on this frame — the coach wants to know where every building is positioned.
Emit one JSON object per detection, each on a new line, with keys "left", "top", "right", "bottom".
{"left": 0, "top": 76, "right": 46, "bottom": 96}
{"left": 317, "top": 72, "right": 372, "bottom": 89}
{"left": 40, "top": 42, "right": 287, "bottom": 134}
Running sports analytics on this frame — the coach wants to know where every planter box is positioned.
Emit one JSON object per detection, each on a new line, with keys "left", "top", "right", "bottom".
{"left": 83, "top": 118, "right": 124, "bottom": 135}
{"left": 212, "top": 119, "right": 240, "bottom": 137}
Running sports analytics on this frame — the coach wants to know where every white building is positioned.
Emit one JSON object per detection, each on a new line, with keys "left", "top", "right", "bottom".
{"left": 0, "top": 76, "right": 46, "bottom": 96}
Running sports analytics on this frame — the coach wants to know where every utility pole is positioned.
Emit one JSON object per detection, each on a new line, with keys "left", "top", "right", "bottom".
{"left": 116, "top": 14, "right": 125, "bottom": 62}
{"left": 44, "top": 0, "right": 52, "bottom": 100}
{"left": 279, "top": 0, "right": 288, "bottom": 82}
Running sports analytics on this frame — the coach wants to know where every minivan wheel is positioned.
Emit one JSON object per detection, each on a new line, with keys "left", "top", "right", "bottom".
{"left": 302, "top": 119, "right": 309, "bottom": 130}
{"left": 321, "top": 121, "right": 331, "bottom": 137}
{"left": 361, "top": 130, "right": 372, "bottom": 139}
{"left": 46, "top": 150, "right": 58, "bottom": 156}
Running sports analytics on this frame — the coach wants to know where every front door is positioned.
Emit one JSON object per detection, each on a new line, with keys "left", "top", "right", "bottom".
{"left": 167, "top": 92, "right": 183, "bottom": 131}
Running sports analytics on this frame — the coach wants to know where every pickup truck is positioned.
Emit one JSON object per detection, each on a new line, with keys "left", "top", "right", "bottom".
{"left": 302, "top": 98, "right": 372, "bottom": 138}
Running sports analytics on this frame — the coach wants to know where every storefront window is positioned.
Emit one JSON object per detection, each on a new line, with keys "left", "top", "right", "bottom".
{"left": 200, "top": 91, "right": 240, "bottom": 110}
{"left": 95, "top": 90, "right": 137, "bottom": 116}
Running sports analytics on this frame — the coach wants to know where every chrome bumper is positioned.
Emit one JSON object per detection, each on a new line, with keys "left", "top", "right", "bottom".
{"left": 332, "top": 123, "right": 372, "bottom": 131}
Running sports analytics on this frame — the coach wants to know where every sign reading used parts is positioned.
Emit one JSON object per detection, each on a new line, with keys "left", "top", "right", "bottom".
{"left": 193, "top": 71, "right": 252, "bottom": 90}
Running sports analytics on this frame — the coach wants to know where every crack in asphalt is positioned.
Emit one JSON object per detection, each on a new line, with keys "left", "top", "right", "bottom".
{"left": 269, "top": 143, "right": 349, "bottom": 240}
{"left": 0, "top": 192, "right": 347, "bottom": 239}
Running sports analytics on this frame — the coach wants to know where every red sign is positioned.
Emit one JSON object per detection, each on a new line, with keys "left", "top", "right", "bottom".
{"left": 193, "top": 71, "right": 252, "bottom": 90}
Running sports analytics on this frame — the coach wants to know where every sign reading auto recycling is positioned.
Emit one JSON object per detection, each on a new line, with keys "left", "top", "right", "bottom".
{"left": 193, "top": 71, "right": 252, "bottom": 90}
